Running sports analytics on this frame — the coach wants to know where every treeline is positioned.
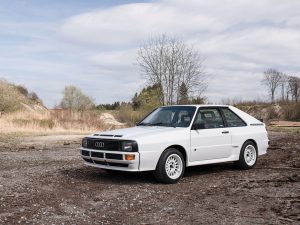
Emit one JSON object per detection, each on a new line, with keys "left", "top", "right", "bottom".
{"left": 96, "top": 83, "right": 206, "bottom": 112}
{"left": 95, "top": 84, "right": 161, "bottom": 112}
{"left": 132, "top": 84, "right": 205, "bottom": 110}
{"left": 262, "top": 69, "right": 300, "bottom": 102}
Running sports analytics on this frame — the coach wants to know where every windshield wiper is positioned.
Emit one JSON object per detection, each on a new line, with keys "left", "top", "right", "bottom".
{"left": 137, "top": 122, "right": 152, "bottom": 126}
{"left": 138, "top": 122, "right": 176, "bottom": 127}
{"left": 148, "top": 122, "right": 163, "bottom": 126}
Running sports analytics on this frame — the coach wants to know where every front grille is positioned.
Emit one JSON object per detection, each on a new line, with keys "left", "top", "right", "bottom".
{"left": 108, "top": 162, "right": 128, "bottom": 167}
{"left": 106, "top": 153, "right": 122, "bottom": 160}
{"left": 94, "top": 161, "right": 107, "bottom": 165}
{"left": 81, "top": 150, "right": 90, "bottom": 157}
{"left": 86, "top": 138, "right": 121, "bottom": 151}
{"left": 83, "top": 158, "right": 93, "bottom": 163}
{"left": 93, "top": 161, "right": 127, "bottom": 167}
{"left": 83, "top": 157, "right": 129, "bottom": 168}
{"left": 91, "top": 152, "right": 104, "bottom": 158}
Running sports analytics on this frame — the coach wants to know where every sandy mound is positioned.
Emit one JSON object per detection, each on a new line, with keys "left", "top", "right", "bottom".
{"left": 99, "top": 112, "right": 125, "bottom": 126}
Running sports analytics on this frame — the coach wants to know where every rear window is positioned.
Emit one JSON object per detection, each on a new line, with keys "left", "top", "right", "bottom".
{"left": 221, "top": 108, "right": 246, "bottom": 127}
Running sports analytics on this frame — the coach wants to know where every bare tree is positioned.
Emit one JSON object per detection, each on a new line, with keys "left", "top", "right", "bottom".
{"left": 262, "top": 69, "right": 282, "bottom": 102}
{"left": 279, "top": 73, "right": 289, "bottom": 101}
{"left": 288, "top": 76, "right": 300, "bottom": 102}
{"left": 137, "top": 35, "right": 206, "bottom": 105}
{"left": 60, "top": 85, "right": 95, "bottom": 111}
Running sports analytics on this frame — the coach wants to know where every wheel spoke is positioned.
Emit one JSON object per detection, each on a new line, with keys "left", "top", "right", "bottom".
{"left": 244, "top": 145, "right": 257, "bottom": 166}
{"left": 165, "top": 154, "right": 183, "bottom": 179}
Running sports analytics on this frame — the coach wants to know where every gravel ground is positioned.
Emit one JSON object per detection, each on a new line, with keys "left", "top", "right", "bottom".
{"left": 0, "top": 132, "right": 299, "bottom": 225}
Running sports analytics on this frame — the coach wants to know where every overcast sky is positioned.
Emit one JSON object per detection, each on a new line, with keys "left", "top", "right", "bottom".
{"left": 0, "top": 0, "right": 300, "bottom": 107}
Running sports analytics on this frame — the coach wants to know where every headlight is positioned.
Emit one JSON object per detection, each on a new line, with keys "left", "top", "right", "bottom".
{"left": 122, "top": 141, "right": 138, "bottom": 152}
{"left": 82, "top": 138, "right": 88, "bottom": 148}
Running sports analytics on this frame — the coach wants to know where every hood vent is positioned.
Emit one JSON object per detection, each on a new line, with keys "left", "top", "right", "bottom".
{"left": 93, "top": 134, "right": 123, "bottom": 138}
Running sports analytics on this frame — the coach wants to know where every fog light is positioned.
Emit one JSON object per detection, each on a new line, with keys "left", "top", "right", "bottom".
{"left": 82, "top": 138, "right": 88, "bottom": 148}
{"left": 125, "top": 154, "right": 135, "bottom": 160}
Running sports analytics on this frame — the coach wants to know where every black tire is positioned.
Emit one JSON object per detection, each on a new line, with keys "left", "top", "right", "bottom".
{"left": 153, "top": 148, "right": 185, "bottom": 184}
{"left": 236, "top": 140, "right": 258, "bottom": 170}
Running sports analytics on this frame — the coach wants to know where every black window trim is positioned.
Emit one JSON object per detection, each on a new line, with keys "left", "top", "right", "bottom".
{"left": 136, "top": 107, "right": 158, "bottom": 126}
{"left": 137, "top": 105, "right": 197, "bottom": 127}
{"left": 191, "top": 106, "right": 226, "bottom": 130}
{"left": 219, "top": 107, "right": 247, "bottom": 127}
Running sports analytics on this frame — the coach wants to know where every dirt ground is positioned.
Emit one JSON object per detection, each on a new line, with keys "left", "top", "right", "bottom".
{"left": 0, "top": 131, "right": 299, "bottom": 225}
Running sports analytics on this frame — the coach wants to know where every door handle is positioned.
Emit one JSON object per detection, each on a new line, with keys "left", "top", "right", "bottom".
{"left": 222, "top": 131, "right": 229, "bottom": 134}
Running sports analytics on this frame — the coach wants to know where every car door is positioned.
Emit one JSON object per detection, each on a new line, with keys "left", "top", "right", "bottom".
{"left": 219, "top": 107, "right": 248, "bottom": 149}
{"left": 190, "top": 107, "right": 232, "bottom": 162}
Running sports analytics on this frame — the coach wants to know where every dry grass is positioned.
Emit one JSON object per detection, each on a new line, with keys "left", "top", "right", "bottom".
{"left": 267, "top": 126, "right": 300, "bottom": 133}
{"left": 0, "top": 109, "right": 113, "bottom": 135}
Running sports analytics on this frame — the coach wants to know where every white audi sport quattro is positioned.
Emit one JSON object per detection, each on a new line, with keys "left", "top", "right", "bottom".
{"left": 80, "top": 105, "right": 269, "bottom": 183}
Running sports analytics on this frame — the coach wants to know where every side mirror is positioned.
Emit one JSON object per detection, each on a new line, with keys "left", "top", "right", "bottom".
{"left": 191, "top": 123, "right": 204, "bottom": 130}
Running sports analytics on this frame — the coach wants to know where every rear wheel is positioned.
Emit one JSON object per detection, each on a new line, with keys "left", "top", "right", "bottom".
{"left": 154, "top": 148, "right": 185, "bottom": 184}
{"left": 236, "top": 141, "right": 257, "bottom": 169}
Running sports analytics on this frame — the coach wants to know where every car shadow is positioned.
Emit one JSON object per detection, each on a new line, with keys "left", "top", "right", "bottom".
{"left": 60, "top": 166, "right": 158, "bottom": 185}
{"left": 60, "top": 162, "right": 238, "bottom": 185}
{"left": 184, "top": 162, "right": 237, "bottom": 178}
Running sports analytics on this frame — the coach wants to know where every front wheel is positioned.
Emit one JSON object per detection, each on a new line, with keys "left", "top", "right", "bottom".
{"left": 236, "top": 141, "right": 258, "bottom": 169}
{"left": 154, "top": 148, "right": 185, "bottom": 184}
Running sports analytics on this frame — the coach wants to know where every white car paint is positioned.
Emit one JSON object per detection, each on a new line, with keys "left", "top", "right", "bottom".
{"left": 80, "top": 105, "right": 269, "bottom": 172}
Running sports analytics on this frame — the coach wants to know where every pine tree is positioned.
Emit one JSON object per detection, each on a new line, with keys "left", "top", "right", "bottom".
{"left": 178, "top": 82, "right": 189, "bottom": 104}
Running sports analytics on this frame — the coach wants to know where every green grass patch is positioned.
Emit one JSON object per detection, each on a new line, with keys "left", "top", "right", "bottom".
{"left": 268, "top": 126, "right": 300, "bottom": 133}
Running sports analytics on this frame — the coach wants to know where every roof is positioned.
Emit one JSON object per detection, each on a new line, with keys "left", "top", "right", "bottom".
{"left": 161, "top": 104, "right": 230, "bottom": 107}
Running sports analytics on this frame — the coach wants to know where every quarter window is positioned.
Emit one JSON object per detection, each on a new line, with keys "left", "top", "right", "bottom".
{"left": 193, "top": 108, "right": 225, "bottom": 129}
{"left": 221, "top": 108, "right": 246, "bottom": 127}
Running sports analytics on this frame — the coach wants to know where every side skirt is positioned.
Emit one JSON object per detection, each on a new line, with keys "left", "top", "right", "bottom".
{"left": 187, "top": 156, "right": 239, "bottom": 167}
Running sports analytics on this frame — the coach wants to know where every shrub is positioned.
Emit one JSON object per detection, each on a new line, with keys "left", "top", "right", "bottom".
{"left": 116, "top": 104, "right": 149, "bottom": 126}
{"left": 265, "top": 106, "right": 280, "bottom": 121}
{"left": 282, "top": 103, "right": 300, "bottom": 121}
{"left": 0, "top": 80, "right": 28, "bottom": 112}
{"left": 16, "top": 85, "right": 29, "bottom": 96}
{"left": 60, "top": 85, "right": 95, "bottom": 111}
{"left": 28, "top": 92, "right": 41, "bottom": 103}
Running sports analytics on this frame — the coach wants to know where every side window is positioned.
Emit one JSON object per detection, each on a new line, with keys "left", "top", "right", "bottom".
{"left": 175, "top": 110, "right": 192, "bottom": 127}
{"left": 221, "top": 108, "right": 246, "bottom": 127}
{"left": 194, "top": 108, "right": 224, "bottom": 129}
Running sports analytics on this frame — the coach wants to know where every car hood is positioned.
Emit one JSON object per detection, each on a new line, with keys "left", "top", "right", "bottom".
{"left": 90, "top": 126, "right": 185, "bottom": 140}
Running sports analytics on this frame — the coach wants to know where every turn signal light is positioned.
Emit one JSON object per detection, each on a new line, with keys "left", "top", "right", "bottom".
{"left": 125, "top": 154, "right": 135, "bottom": 160}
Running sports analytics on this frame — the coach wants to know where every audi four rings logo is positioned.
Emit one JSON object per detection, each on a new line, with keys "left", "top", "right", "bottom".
{"left": 95, "top": 142, "right": 104, "bottom": 148}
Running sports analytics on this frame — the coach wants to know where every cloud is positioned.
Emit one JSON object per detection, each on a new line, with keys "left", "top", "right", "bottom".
{"left": 60, "top": 0, "right": 300, "bottom": 47}
{"left": 2, "top": 0, "right": 300, "bottom": 107}
{"left": 57, "top": 0, "right": 300, "bottom": 103}
{"left": 59, "top": 1, "right": 228, "bottom": 49}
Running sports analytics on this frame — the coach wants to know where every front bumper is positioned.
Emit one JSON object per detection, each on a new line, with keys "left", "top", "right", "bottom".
{"left": 80, "top": 147, "right": 140, "bottom": 171}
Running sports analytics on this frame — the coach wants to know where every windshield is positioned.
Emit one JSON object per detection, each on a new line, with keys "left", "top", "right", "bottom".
{"left": 138, "top": 106, "right": 196, "bottom": 128}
